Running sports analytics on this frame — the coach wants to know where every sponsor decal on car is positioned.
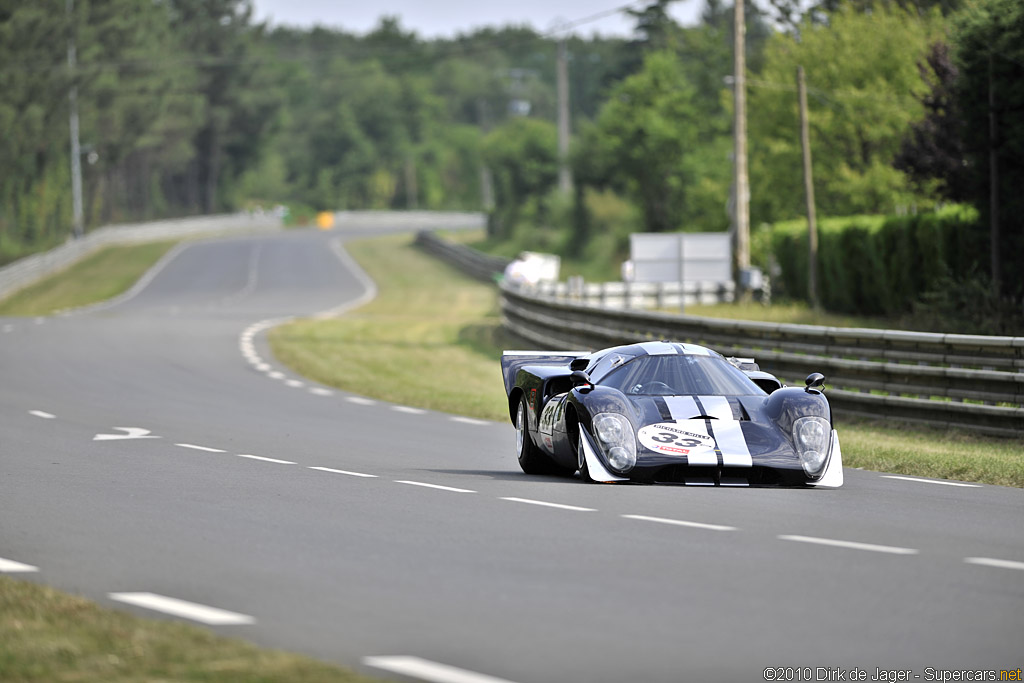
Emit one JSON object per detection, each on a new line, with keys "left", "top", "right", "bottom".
{"left": 638, "top": 422, "right": 716, "bottom": 460}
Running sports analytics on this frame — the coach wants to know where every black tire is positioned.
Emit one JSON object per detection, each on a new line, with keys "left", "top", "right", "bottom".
{"left": 515, "top": 396, "right": 573, "bottom": 476}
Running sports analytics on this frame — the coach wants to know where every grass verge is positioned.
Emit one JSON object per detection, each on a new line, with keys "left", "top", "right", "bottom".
{"left": 0, "top": 241, "right": 177, "bottom": 317}
{"left": 270, "top": 232, "right": 1024, "bottom": 488}
{"left": 270, "top": 233, "right": 515, "bottom": 421}
{"left": 0, "top": 576, "right": 378, "bottom": 682}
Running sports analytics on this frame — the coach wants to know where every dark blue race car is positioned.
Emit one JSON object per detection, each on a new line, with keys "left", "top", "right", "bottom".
{"left": 501, "top": 341, "right": 843, "bottom": 487}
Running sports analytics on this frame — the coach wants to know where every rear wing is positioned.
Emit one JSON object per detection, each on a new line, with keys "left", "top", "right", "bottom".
{"left": 500, "top": 350, "right": 587, "bottom": 396}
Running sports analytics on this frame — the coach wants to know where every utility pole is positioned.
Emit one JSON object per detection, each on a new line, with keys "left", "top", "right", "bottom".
{"left": 67, "top": 0, "right": 84, "bottom": 239}
{"left": 988, "top": 53, "right": 1000, "bottom": 296}
{"left": 797, "top": 65, "right": 819, "bottom": 310}
{"left": 732, "top": 0, "right": 750, "bottom": 298}
{"left": 476, "top": 98, "right": 495, "bottom": 212}
{"left": 556, "top": 37, "right": 573, "bottom": 194}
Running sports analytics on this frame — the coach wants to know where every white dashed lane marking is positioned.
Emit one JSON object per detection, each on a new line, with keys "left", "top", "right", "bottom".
{"left": 2, "top": 324, "right": 13, "bottom": 332}
{"left": 29, "top": 410, "right": 56, "bottom": 419}
{"left": 108, "top": 593, "right": 254, "bottom": 625}
{"left": 346, "top": 396, "right": 375, "bottom": 406}
{"left": 175, "top": 443, "right": 226, "bottom": 453}
{"left": 267, "top": 371, "right": 285, "bottom": 380}
{"left": 285, "top": 379, "right": 304, "bottom": 388}
{"left": 880, "top": 475, "right": 982, "bottom": 488}
{"left": 451, "top": 416, "right": 490, "bottom": 426}
{"left": 778, "top": 535, "right": 919, "bottom": 555}
{"left": 622, "top": 514, "right": 737, "bottom": 532}
{"left": 237, "top": 454, "right": 295, "bottom": 465}
{"left": 0, "top": 557, "right": 39, "bottom": 573}
{"left": 964, "top": 557, "right": 1024, "bottom": 571}
{"left": 309, "top": 387, "right": 333, "bottom": 396}
{"left": 500, "top": 497, "right": 596, "bottom": 512}
{"left": 364, "top": 656, "right": 520, "bottom": 683}
{"left": 392, "top": 406, "right": 426, "bottom": 415}
{"left": 309, "top": 466, "right": 378, "bottom": 478}
{"left": 396, "top": 480, "right": 476, "bottom": 494}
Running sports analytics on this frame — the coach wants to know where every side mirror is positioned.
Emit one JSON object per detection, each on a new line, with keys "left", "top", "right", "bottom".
{"left": 571, "top": 370, "right": 594, "bottom": 392}
{"left": 805, "top": 373, "right": 825, "bottom": 392}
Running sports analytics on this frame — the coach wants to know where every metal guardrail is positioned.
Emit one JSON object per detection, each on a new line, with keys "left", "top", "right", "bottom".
{"left": 414, "top": 230, "right": 510, "bottom": 282}
{"left": 0, "top": 212, "right": 282, "bottom": 301}
{"left": 415, "top": 231, "right": 1024, "bottom": 437}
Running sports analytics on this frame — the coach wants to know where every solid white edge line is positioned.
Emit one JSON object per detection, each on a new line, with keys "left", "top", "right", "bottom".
{"left": 29, "top": 410, "right": 56, "bottom": 419}
{"left": 108, "top": 592, "right": 254, "bottom": 625}
{"left": 622, "top": 514, "right": 736, "bottom": 531}
{"left": 964, "top": 557, "right": 1024, "bottom": 571}
{"left": 393, "top": 406, "right": 427, "bottom": 415}
{"left": 396, "top": 480, "right": 476, "bottom": 494}
{"left": 363, "top": 656, "right": 520, "bottom": 683}
{"left": 0, "top": 557, "right": 39, "bottom": 572}
{"left": 880, "top": 475, "right": 982, "bottom": 488}
{"left": 500, "top": 497, "right": 596, "bottom": 512}
{"left": 237, "top": 454, "right": 295, "bottom": 465}
{"left": 309, "top": 466, "right": 378, "bottom": 478}
{"left": 175, "top": 443, "right": 226, "bottom": 453}
{"left": 778, "top": 535, "right": 918, "bottom": 555}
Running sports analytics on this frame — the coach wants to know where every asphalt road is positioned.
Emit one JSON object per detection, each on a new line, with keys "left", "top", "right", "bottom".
{"left": 1, "top": 224, "right": 1022, "bottom": 683}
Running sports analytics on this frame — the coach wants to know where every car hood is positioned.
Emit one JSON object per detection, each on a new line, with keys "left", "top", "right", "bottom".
{"left": 624, "top": 394, "right": 797, "bottom": 467}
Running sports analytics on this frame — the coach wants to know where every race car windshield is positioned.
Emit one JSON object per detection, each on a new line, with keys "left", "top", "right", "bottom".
{"left": 600, "top": 355, "right": 766, "bottom": 396}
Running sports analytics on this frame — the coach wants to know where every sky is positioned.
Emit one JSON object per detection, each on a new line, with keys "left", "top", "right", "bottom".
{"left": 252, "top": 0, "right": 704, "bottom": 38}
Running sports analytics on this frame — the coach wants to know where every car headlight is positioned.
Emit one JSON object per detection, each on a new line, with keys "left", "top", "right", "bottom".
{"left": 592, "top": 413, "right": 636, "bottom": 473}
{"left": 793, "top": 416, "right": 831, "bottom": 478}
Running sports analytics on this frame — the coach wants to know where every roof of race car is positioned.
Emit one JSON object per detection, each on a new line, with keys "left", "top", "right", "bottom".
{"left": 586, "top": 341, "right": 719, "bottom": 363}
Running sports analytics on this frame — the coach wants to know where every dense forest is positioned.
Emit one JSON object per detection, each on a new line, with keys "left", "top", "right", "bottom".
{"left": 1, "top": 0, "right": 1021, "bottom": 318}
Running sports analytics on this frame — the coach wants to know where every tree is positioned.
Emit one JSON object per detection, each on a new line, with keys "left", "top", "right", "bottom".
{"left": 952, "top": 0, "right": 1024, "bottom": 296}
{"left": 893, "top": 41, "right": 971, "bottom": 203}
{"left": 481, "top": 118, "right": 558, "bottom": 238}
{"left": 579, "top": 51, "right": 702, "bottom": 233}
{"left": 748, "top": 5, "right": 944, "bottom": 225}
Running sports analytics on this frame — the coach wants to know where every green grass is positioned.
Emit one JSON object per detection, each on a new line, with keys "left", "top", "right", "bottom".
{"left": 270, "top": 232, "right": 1024, "bottom": 488}
{"left": 0, "top": 576, "right": 379, "bottom": 682}
{"left": 0, "top": 241, "right": 177, "bottom": 316}
{"left": 683, "top": 301, "right": 894, "bottom": 328}
{"left": 270, "top": 233, "right": 516, "bottom": 422}
{"left": 838, "top": 418, "right": 1023, "bottom": 487}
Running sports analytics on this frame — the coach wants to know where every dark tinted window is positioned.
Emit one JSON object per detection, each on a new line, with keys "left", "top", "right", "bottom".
{"left": 601, "top": 355, "right": 766, "bottom": 396}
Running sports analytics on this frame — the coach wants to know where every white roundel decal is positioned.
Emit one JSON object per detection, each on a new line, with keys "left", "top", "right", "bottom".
{"left": 638, "top": 422, "right": 716, "bottom": 457}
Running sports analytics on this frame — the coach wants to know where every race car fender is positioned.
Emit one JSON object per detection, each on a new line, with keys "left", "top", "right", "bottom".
{"left": 809, "top": 430, "right": 844, "bottom": 488}
{"left": 581, "top": 429, "right": 629, "bottom": 483}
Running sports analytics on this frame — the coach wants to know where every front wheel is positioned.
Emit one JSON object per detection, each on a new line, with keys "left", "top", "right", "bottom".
{"left": 577, "top": 431, "right": 594, "bottom": 483}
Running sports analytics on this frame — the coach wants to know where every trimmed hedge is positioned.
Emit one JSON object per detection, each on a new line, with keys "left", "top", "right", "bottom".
{"left": 768, "top": 205, "right": 984, "bottom": 315}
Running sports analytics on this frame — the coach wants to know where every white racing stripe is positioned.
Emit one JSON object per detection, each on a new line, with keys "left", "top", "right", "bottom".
{"left": 396, "top": 480, "right": 475, "bottom": 494}
{"left": 622, "top": 515, "right": 736, "bottom": 531}
{"left": 309, "top": 466, "right": 377, "bottom": 478}
{"left": 964, "top": 557, "right": 1024, "bottom": 571}
{"left": 779, "top": 535, "right": 918, "bottom": 555}
{"left": 710, "top": 419, "right": 752, "bottom": 467}
{"left": 880, "top": 475, "right": 981, "bottom": 488}
{"left": 0, "top": 557, "right": 39, "bottom": 572}
{"left": 364, "top": 656, "right": 520, "bottom": 683}
{"left": 680, "top": 343, "right": 710, "bottom": 356}
{"left": 695, "top": 395, "right": 733, "bottom": 421}
{"left": 108, "top": 593, "right": 254, "bottom": 625}
{"left": 663, "top": 396, "right": 698, "bottom": 420}
{"left": 500, "top": 497, "right": 596, "bottom": 512}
